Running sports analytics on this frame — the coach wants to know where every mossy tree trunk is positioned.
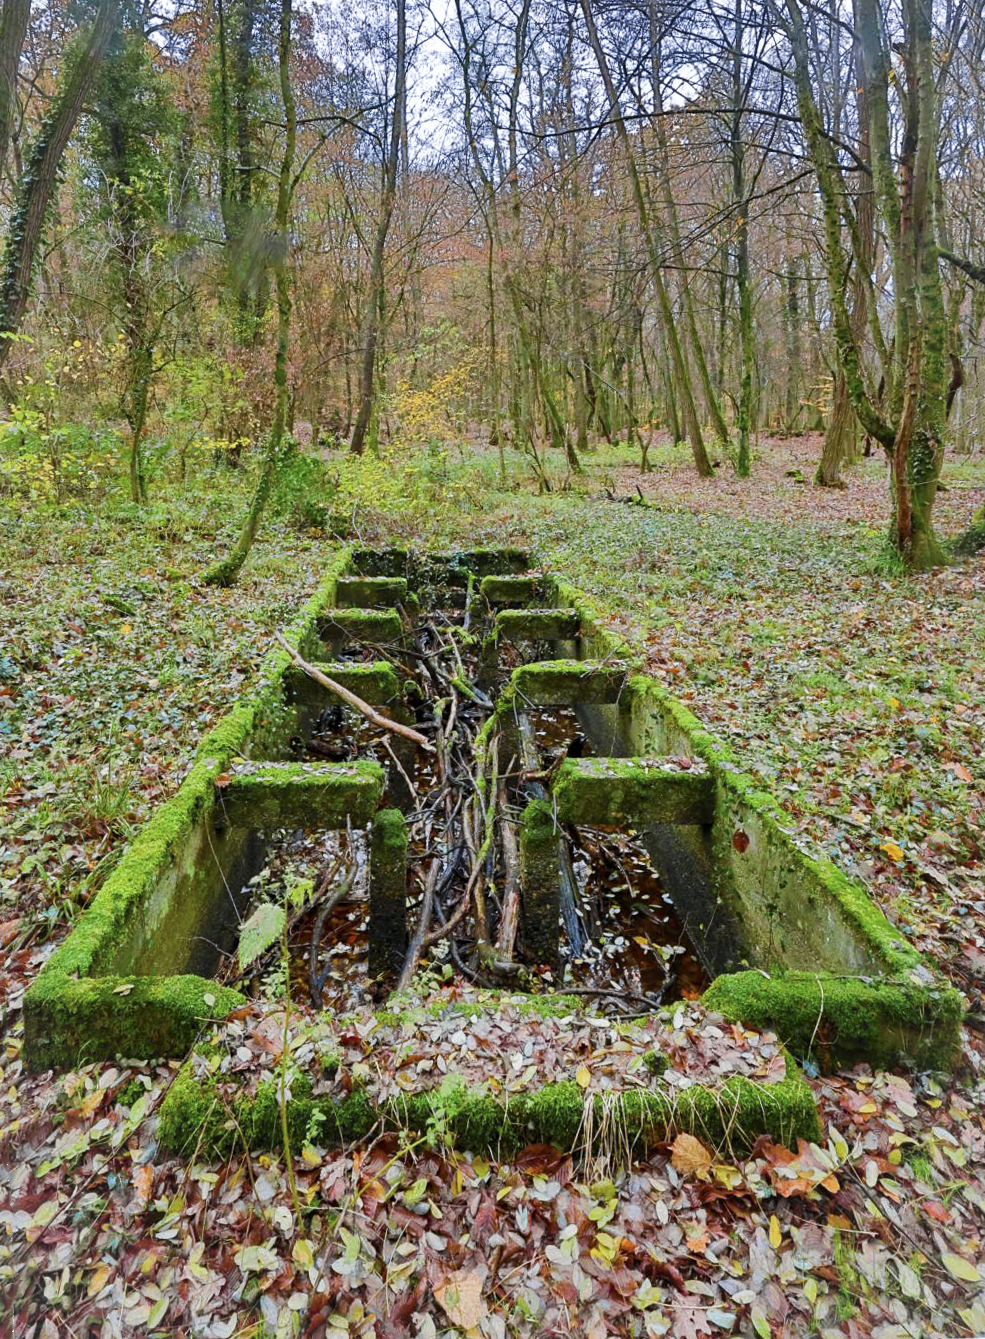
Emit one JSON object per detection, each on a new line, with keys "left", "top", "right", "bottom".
{"left": 205, "top": 0, "right": 296, "bottom": 587}
{"left": 0, "top": 0, "right": 120, "bottom": 375}
{"left": 784, "top": 0, "right": 949, "bottom": 569}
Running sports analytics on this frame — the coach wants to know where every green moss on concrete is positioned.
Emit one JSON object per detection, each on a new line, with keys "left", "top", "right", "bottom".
{"left": 510, "top": 660, "right": 631, "bottom": 707}
{"left": 316, "top": 609, "right": 403, "bottom": 646}
{"left": 479, "top": 575, "right": 543, "bottom": 606}
{"left": 643, "top": 1050, "right": 670, "bottom": 1078}
{"left": 550, "top": 579, "right": 637, "bottom": 663}
{"left": 23, "top": 974, "right": 244, "bottom": 1073}
{"left": 606, "top": 1064, "right": 821, "bottom": 1153}
{"left": 23, "top": 551, "right": 354, "bottom": 1073}
{"left": 218, "top": 760, "right": 384, "bottom": 829}
{"left": 336, "top": 576, "right": 408, "bottom": 606}
{"left": 552, "top": 757, "right": 715, "bottom": 826}
{"left": 445, "top": 548, "right": 529, "bottom": 578}
{"left": 34, "top": 759, "right": 222, "bottom": 985}
{"left": 703, "top": 971, "right": 963, "bottom": 1073}
{"left": 494, "top": 609, "right": 582, "bottom": 642}
{"left": 284, "top": 660, "right": 402, "bottom": 709}
{"left": 160, "top": 1058, "right": 819, "bottom": 1161}
{"left": 158, "top": 1067, "right": 378, "bottom": 1159}
{"left": 351, "top": 547, "right": 411, "bottom": 577}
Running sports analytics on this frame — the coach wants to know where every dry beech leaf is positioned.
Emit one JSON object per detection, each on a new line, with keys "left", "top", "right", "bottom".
{"left": 434, "top": 1265, "right": 488, "bottom": 1332}
{"left": 133, "top": 1164, "right": 154, "bottom": 1206}
{"left": 670, "top": 1133, "right": 713, "bottom": 1178}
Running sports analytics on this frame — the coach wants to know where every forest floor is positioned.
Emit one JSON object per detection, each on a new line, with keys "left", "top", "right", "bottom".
{"left": 1, "top": 433, "right": 984, "bottom": 1338}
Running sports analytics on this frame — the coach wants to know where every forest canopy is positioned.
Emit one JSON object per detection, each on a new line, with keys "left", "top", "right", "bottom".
{"left": 1, "top": 0, "right": 984, "bottom": 569}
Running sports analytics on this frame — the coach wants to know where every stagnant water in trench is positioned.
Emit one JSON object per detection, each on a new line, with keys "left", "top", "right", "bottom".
{"left": 214, "top": 580, "right": 708, "bottom": 1014}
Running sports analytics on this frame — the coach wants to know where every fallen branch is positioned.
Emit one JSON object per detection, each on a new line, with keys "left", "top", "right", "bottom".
{"left": 309, "top": 864, "right": 357, "bottom": 1007}
{"left": 396, "top": 858, "right": 440, "bottom": 992}
{"left": 275, "top": 632, "right": 435, "bottom": 752}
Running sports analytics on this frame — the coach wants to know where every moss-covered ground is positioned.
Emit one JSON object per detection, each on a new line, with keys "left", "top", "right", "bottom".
{"left": 2, "top": 436, "right": 984, "bottom": 1336}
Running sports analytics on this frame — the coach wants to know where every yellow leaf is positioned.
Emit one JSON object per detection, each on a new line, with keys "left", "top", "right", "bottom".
{"left": 120, "top": 623, "right": 133, "bottom": 635}
{"left": 292, "top": 1239, "right": 315, "bottom": 1269}
{"left": 769, "top": 1214, "right": 782, "bottom": 1249}
{"left": 803, "top": 1276, "right": 818, "bottom": 1304}
{"left": 575, "top": 1066, "right": 591, "bottom": 1089}
{"left": 880, "top": 841, "right": 904, "bottom": 863}
{"left": 942, "top": 1253, "right": 983, "bottom": 1284}
{"left": 88, "top": 1264, "right": 111, "bottom": 1298}
{"left": 670, "top": 1133, "right": 713, "bottom": 1179}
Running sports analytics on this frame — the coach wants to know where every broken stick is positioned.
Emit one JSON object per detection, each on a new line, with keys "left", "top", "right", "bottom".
{"left": 275, "top": 632, "right": 435, "bottom": 753}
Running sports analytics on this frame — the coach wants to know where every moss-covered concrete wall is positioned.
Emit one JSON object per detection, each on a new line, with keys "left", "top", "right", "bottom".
{"left": 24, "top": 549, "right": 357, "bottom": 1072}
{"left": 551, "top": 578, "right": 962, "bottom": 1073}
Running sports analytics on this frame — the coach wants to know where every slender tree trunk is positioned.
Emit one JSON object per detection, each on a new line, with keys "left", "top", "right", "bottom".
{"left": 580, "top": 0, "right": 713, "bottom": 477}
{"left": 783, "top": 257, "right": 801, "bottom": 431}
{"left": 205, "top": 0, "right": 296, "bottom": 586}
{"left": 730, "top": 0, "right": 754, "bottom": 477}
{"left": 0, "top": 0, "right": 29, "bottom": 182}
{"left": 650, "top": 17, "right": 731, "bottom": 454}
{"left": 350, "top": 0, "right": 405, "bottom": 455}
{"left": 0, "top": 0, "right": 119, "bottom": 372}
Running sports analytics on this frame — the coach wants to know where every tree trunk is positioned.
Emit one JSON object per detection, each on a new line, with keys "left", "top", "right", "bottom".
{"left": 815, "top": 370, "right": 854, "bottom": 486}
{"left": 205, "top": 0, "right": 296, "bottom": 586}
{"left": 350, "top": 0, "right": 405, "bottom": 455}
{"left": 0, "top": 0, "right": 29, "bottom": 182}
{"left": 0, "top": 0, "right": 119, "bottom": 373}
{"left": 580, "top": 0, "right": 714, "bottom": 478}
{"left": 730, "top": 0, "right": 754, "bottom": 477}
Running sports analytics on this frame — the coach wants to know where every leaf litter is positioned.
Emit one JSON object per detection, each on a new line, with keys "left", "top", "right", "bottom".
{"left": 3, "top": 449, "right": 985, "bottom": 1335}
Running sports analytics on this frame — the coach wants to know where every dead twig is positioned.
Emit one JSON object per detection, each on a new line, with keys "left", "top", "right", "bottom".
{"left": 275, "top": 632, "right": 435, "bottom": 753}
{"left": 309, "top": 864, "right": 357, "bottom": 1006}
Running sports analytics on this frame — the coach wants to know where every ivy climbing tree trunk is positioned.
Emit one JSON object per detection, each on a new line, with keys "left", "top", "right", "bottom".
{"left": 205, "top": 0, "right": 296, "bottom": 586}
{"left": 0, "top": 0, "right": 119, "bottom": 375}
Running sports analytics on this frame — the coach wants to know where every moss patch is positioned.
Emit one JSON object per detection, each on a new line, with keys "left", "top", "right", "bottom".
{"left": 23, "top": 974, "right": 244, "bottom": 1073}
{"left": 335, "top": 576, "right": 408, "bottom": 606}
{"left": 552, "top": 756, "right": 714, "bottom": 826}
{"left": 218, "top": 760, "right": 384, "bottom": 829}
{"left": 494, "top": 608, "right": 581, "bottom": 641}
{"left": 157, "top": 1058, "right": 820, "bottom": 1162}
{"left": 316, "top": 608, "right": 403, "bottom": 646}
{"left": 509, "top": 659, "right": 631, "bottom": 708}
{"left": 479, "top": 575, "right": 544, "bottom": 606}
{"left": 703, "top": 971, "right": 963, "bottom": 1072}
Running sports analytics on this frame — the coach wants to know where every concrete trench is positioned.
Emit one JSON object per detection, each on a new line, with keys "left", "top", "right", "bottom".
{"left": 23, "top": 547, "right": 963, "bottom": 1083}
{"left": 216, "top": 550, "right": 710, "bottom": 1014}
